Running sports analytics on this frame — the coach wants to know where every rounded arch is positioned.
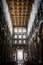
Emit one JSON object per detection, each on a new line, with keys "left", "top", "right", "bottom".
{"left": 38, "top": 20, "right": 43, "bottom": 63}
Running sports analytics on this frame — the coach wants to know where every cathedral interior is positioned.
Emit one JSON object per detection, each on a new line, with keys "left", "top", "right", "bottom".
{"left": 0, "top": 0, "right": 43, "bottom": 64}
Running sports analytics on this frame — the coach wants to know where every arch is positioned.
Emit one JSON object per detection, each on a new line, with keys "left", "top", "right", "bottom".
{"left": 38, "top": 20, "right": 43, "bottom": 63}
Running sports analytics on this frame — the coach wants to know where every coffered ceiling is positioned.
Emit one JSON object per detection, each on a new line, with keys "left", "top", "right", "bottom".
{"left": 7, "top": 0, "right": 34, "bottom": 27}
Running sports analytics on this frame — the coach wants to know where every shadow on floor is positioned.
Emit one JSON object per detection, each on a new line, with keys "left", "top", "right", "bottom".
{"left": 0, "top": 61, "right": 42, "bottom": 65}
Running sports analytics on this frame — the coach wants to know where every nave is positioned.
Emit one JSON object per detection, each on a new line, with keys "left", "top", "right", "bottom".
{"left": 0, "top": 0, "right": 43, "bottom": 64}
